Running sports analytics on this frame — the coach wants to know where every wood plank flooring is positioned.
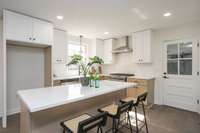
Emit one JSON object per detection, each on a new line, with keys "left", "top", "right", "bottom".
{"left": 0, "top": 105, "right": 200, "bottom": 133}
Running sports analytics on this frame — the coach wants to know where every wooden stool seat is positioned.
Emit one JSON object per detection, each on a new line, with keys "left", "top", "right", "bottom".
{"left": 121, "top": 97, "right": 137, "bottom": 103}
{"left": 100, "top": 104, "right": 118, "bottom": 116}
{"left": 120, "top": 92, "right": 149, "bottom": 133}
{"left": 61, "top": 112, "right": 107, "bottom": 133}
{"left": 98, "top": 101, "right": 133, "bottom": 133}
{"left": 62, "top": 114, "right": 91, "bottom": 132}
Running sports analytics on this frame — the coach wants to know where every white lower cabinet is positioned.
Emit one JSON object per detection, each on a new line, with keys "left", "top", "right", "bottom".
{"left": 53, "top": 29, "right": 67, "bottom": 64}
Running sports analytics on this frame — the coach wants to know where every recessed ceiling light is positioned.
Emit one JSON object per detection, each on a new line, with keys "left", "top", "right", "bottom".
{"left": 104, "top": 32, "right": 109, "bottom": 35}
{"left": 163, "top": 12, "right": 172, "bottom": 17}
{"left": 57, "top": 15, "right": 64, "bottom": 20}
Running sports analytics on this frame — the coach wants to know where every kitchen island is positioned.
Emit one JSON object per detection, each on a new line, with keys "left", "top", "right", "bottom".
{"left": 18, "top": 80, "right": 136, "bottom": 133}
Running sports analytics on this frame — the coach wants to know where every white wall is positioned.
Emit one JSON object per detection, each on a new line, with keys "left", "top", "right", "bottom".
{"left": 6, "top": 45, "right": 45, "bottom": 115}
{"left": 103, "top": 21, "right": 200, "bottom": 104}
{"left": 0, "top": 20, "right": 3, "bottom": 117}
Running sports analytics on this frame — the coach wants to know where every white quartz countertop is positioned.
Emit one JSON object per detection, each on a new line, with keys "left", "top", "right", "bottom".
{"left": 18, "top": 80, "right": 136, "bottom": 113}
{"left": 53, "top": 75, "right": 83, "bottom": 81}
{"left": 128, "top": 76, "right": 155, "bottom": 80}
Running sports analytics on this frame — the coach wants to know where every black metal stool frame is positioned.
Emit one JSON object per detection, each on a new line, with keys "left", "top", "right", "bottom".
{"left": 61, "top": 112, "right": 108, "bottom": 133}
{"left": 120, "top": 92, "right": 149, "bottom": 133}
{"left": 98, "top": 101, "right": 133, "bottom": 133}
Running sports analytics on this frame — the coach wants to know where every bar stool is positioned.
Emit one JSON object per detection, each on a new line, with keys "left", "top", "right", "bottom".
{"left": 98, "top": 101, "right": 133, "bottom": 133}
{"left": 120, "top": 92, "right": 149, "bottom": 133}
{"left": 60, "top": 112, "right": 107, "bottom": 133}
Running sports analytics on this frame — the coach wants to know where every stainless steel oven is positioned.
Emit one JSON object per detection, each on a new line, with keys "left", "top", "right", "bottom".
{"left": 109, "top": 73, "right": 135, "bottom": 82}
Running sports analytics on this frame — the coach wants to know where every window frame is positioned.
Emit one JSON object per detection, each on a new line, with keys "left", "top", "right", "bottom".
{"left": 166, "top": 41, "right": 193, "bottom": 76}
{"left": 67, "top": 41, "right": 88, "bottom": 71}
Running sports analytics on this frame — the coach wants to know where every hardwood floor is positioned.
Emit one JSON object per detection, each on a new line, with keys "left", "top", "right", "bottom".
{"left": 0, "top": 105, "right": 200, "bottom": 133}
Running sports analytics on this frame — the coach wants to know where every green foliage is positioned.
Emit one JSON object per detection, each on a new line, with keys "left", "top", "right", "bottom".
{"left": 89, "top": 56, "right": 104, "bottom": 65}
{"left": 67, "top": 54, "right": 83, "bottom": 66}
{"left": 67, "top": 54, "right": 104, "bottom": 76}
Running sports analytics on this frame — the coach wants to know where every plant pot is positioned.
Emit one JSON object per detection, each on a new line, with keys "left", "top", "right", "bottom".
{"left": 80, "top": 77, "right": 89, "bottom": 86}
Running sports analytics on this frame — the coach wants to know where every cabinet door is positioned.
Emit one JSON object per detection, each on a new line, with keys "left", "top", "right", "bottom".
{"left": 132, "top": 30, "right": 152, "bottom": 63}
{"left": 5, "top": 10, "right": 32, "bottom": 43}
{"left": 53, "top": 29, "right": 67, "bottom": 63}
{"left": 96, "top": 39, "right": 104, "bottom": 59}
{"left": 104, "top": 39, "right": 113, "bottom": 64}
{"left": 132, "top": 32, "right": 143, "bottom": 63}
{"left": 142, "top": 30, "right": 152, "bottom": 63}
{"left": 32, "top": 18, "right": 53, "bottom": 45}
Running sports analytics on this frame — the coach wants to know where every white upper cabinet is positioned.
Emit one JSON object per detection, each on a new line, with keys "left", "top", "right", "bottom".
{"left": 104, "top": 39, "right": 114, "bottom": 64}
{"left": 53, "top": 29, "right": 67, "bottom": 64}
{"left": 132, "top": 29, "right": 152, "bottom": 63}
{"left": 4, "top": 10, "right": 33, "bottom": 43}
{"left": 96, "top": 39, "right": 104, "bottom": 60}
{"left": 32, "top": 18, "right": 53, "bottom": 45}
{"left": 4, "top": 10, "right": 53, "bottom": 46}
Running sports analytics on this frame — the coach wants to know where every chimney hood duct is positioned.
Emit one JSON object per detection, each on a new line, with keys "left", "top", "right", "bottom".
{"left": 112, "top": 36, "right": 132, "bottom": 54}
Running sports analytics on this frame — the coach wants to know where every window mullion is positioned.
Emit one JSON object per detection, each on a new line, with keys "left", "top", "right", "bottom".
{"left": 178, "top": 43, "right": 180, "bottom": 75}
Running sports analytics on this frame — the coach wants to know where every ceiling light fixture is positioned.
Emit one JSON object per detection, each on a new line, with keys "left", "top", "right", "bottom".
{"left": 163, "top": 12, "right": 172, "bottom": 17}
{"left": 57, "top": 15, "right": 64, "bottom": 20}
{"left": 104, "top": 32, "right": 109, "bottom": 35}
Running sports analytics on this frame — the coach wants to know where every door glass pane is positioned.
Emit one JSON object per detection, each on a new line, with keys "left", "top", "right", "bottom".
{"left": 167, "top": 60, "right": 178, "bottom": 74}
{"left": 180, "top": 59, "right": 192, "bottom": 75}
{"left": 167, "top": 44, "right": 178, "bottom": 59}
{"left": 180, "top": 42, "right": 192, "bottom": 58}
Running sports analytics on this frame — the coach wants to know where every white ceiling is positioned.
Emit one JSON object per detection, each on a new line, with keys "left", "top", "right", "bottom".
{"left": 0, "top": 0, "right": 200, "bottom": 39}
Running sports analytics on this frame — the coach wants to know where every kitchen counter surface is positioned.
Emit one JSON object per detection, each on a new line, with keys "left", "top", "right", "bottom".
{"left": 53, "top": 75, "right": 83, "bottom": 81}
{"left": 53, "top": 74, "right": 110, "bottom": 81}
{"left": 18, "top": 80, "right": 136, "bottom": 113}
{"left": 128, "top": 75, "right": 155, "bottom": 80}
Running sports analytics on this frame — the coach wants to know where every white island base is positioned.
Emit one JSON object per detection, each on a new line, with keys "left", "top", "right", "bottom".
{"left": 18, "top": 81, "right": 136, "bottom": 133}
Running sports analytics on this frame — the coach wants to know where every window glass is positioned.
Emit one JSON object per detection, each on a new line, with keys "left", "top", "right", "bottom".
{"left": 180, "top": 42, "right": 192, "bottom": 58}
{"left": 166, "top": 42, "right": 192, "bottom": 75}
{"left": 167, "top": 44, "right": 178, "bottom": 59}
{"left": 180, "top": 59, "right": 192, "bottom": 75}
{"left": 68, "top": 43, "right": 87, "bottom": 70}
{"left": 167, "top": 60, "right": 178, "bottom": 74}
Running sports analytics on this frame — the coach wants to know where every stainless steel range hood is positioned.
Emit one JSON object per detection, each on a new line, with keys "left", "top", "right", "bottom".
{"left": 112, "top": 36, "right": 132, "bottom": 54}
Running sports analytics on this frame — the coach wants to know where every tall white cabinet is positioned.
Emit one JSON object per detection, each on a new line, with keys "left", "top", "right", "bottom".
{"left": 132, "top": 29, "right": 152, "bottom": 63}
{"left": 90, "top": 38, "right": 115, "bottom": 64}
{"left": 104, "top": 39, "right": 114, "bottom": 64}
{"left": 2, "top": 10, "right": 53, "bottom": 128}
{"left": 53, "top": 29, "right": 67, "bottom": 64}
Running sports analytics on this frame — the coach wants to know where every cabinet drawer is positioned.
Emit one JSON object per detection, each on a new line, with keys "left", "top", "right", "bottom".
{"left": 127, "top": 86, "right": 147, "bottom": 97}
{"left": 127, "top": 87, "right": 137, "bottom": 97}
{"left": 136, "top": 86, "right": 146, "bottom": 95}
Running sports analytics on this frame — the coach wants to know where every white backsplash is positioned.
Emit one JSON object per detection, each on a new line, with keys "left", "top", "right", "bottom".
{"left": 102, "top": 52, "right": 155, "bottom": 77}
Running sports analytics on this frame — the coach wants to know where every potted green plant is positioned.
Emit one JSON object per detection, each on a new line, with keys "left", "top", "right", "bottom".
{"left": 67, "top": 54, "right": 104, "bottom": 86}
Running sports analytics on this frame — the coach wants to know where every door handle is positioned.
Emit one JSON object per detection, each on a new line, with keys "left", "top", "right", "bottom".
{"left": 163, "top": 75, "right": 168, "bottom": 79}
{"left": 163, "top": 72, "right": 168, "bottom": 78}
